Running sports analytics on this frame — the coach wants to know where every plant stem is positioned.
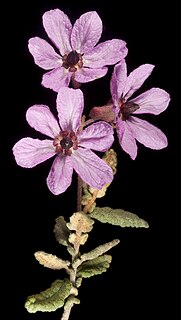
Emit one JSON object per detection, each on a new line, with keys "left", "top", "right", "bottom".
{"left": 61, "top": 298, "right": 75, "bottom": 320}
{"left": 77, "top": 175, "right": 83, "bottom": 212}
{"left": 83, "top": 189, "right": 99, "bottom": 213}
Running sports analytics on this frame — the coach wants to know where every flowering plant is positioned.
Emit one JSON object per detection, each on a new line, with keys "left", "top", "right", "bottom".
{"left": 12, "top": 8, "right": 170, "bottom": 320}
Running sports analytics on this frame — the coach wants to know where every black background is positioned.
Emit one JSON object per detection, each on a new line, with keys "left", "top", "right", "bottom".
{"left": 4, "top": 1, "right": 178, "bottom": 319}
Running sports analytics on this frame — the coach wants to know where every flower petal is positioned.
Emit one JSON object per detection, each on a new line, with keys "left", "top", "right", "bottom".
{"left": 47, "top": 155, "right": 73, "bottom": 195}
{"left": 42, "top": 9, "right": 72, "bottom": 54}
{"left": 75, "top": 67, "right": 107, "bottom": 83}
{"left": 128, "top": 116, "right": 168, "bottom": 149}
{"left": 71, "top": 148, "right": 113, "bottom": 189}
{"left": 110, "top": 59, "right": 127, "bottom": 104}
{"left": 123, "top": 64, "right": 155, "bottom": 100}
{"left": 28, "top": 37, "right": 61, "bottom": 70}
{"left": 56, "top": 87, "right": 83, "bottom": 132}
{"left": 12, "top": 138, "right": 55, "bottom": 168}
{"left": 71, "top": 11, "right": 102, "bottom": 53}
{"left": 130, "top": 88, "right": 171, "bottom": 115}
{"left": 42, "top": 68, "right": 71, "bottom": 92}
{"left": 26, "top": 105, "right": 60, "bottom": 138}
{"left": 116, "top": 118, "right": 138, "bottom": 160}
{"left": 78, "top": 121, "right": 114, "bottom": 151}
{"left": 84, "top": 40, "right": 128, "bottom": 68}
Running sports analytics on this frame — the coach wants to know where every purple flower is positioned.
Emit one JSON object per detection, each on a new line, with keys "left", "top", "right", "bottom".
{"left": 12, "top": 88, "right": 114, "bottom": 195}
{"left": 110, "top": 59, "right": 170, "bottom": 159}
{"left": 28, "top": 9, "right": 128, "bottom": 92}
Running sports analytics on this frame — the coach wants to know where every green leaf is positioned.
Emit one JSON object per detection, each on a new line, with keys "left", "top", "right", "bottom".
{"left": 77, "top": 254, "right": 112, "bottom": 278}
{"left": 53, "top": 216, "right": 70, "bottom": 246}
{"left": 73, "top": 239, "right": 120, "bottom": 269}
{"left": 25, "top": 279, "right": 71, "bottom": 313}
{"left": 90, "top": 207, "right": 149, "bottom": 228}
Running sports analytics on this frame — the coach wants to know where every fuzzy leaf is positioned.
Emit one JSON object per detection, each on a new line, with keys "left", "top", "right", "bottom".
{"left": 75, "top": 277, "right": 83, "bottom": 288}
{"left": 25, "top": 279, "right": 71, "bottom": 313}
{"left": 34, "top": 251, "right": 70, "bottom": 270}
{"left": 90, "top": 207, "right": 149, "bottom": 228}
{"left": 77, "top": 254, "right": 112, "bottom": 278}
{"left": 64, "top": 296, "right": 80, "bottom": 309}
{"left": 69, "top": 233, "right": 89, "bottom": 246}
{"left": 67, "top": 211, "right": 94, "bottom": 233}
{"left": 53, "top": 216, "right": 70, "bottom": 246}
{"left": 67, "top": 244, "right": 75, "bottom": 256}
{"left": 73, "top": 239, "right": 119, "bottom": 269}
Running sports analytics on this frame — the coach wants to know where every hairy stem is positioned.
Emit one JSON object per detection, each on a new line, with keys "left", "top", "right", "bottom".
{"left": 83, "top": 189, "right": 99, "bottom": 213}
{"left": 77, "top": 175, "right": 83, "bottom": 212}
{"left": 61, "top": 231, "right": 81, "bottom": 320}
{"left": 61, "top": 297, "right": 75, "bottom": 320}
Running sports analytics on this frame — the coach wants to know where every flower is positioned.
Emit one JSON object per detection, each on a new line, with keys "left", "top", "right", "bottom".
{"left": 110, "top": 59, "right": 170, "bottom": 159}
{"left": 28, "top": 9, "right": 128, "bottom": 92}
{"left": 12, "top": 87, "right": 114, "bottom": 195}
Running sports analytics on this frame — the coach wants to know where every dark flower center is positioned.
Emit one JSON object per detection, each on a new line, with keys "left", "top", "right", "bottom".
{"left": 53, "top": 130, "right": 78, "bottom": 156}
{"left": 119, "top": 100, "right": 140, "bottom": 120}
{"left": 62, "top": 50, "right": 83, "bottom": 72}
{"left": 66, "top": 51, "right": 79, "bottom": 66}
{"left": 60, "top": 137, "right": 73, "bottom": 150}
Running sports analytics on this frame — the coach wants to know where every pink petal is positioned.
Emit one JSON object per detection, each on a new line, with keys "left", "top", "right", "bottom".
{"left": 116, "top": 118, "right": 138, "bottom": 160}
{"left": 78, "top": 121, "right": 114, "bottom": 151}
{"left": 42, "top": 68, "right": 71, "bottom": 92}
{"left": 110, "top": 60, "right": 127, "bottom": 104}
{"left": 47, "top": 155, "right": 73, "bottom": 195}
{"left": 71, "top": 11, "right": 102, "bottom": 53}
{"left": 75, "top": 67, "right": 107, "bottom": 83}
{"left": 130, "top": 88, "right": 171, "bottom": 115}
{"left": 42, "top": 9, "right": 72, "bottom": 54}
{"left": 84, "top": 40, "right": 128, "bottom": 68}
{"left": 28, "top": 37, "right": 61, "bottom": 70}
{"left": 128, "top": 116, "right": 168, "bottom": 149}
{"left": 123, "top": 64, "right": 155, "bottom": 100}
{"left": 12, "top": 138, "right": 55, "bottom": 168}
{"left": 71, "top": 148, "right": 113, "bottom": 189}
{"left": 26, "top": 105, "right": 60, "bottom": 138}
{"left": 56, "top": 87, "right": 83, "bottom": 132}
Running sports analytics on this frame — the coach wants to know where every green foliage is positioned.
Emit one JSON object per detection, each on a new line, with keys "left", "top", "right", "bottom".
{"left": 53, "top": 216, "right": 70, "bottom": 246}
{"left": 73, "top": 239, "right": 120, "bottom": 269}
{"left": 25, "top": 279, "right": 71, "bottom": 313}
{"left": 77, "top": 254, "right": 112, "bottom": 278}
{"left": 90, "top": 207, "right": 149, "bottom": 228}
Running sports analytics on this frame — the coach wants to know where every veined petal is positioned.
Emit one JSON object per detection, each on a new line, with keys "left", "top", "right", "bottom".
{"left": 26, "top": 105, "right": 60, "bottom": 138}
{"left": 42, "top": 67, "right": 71, "bottom": 92}
{"left": 12, "top": 138, "right": 55, "bottom": 168}
{"left": 78, "top": 121, "right": 114, "bottom": 151}
{"left": 56, "top": 87, "right": 84, "bottom": 132}
{"left": 84, "top": 40, "right": 128, "bottom": 68}
{"left": 128, "top": 116, "right": 168, "bottom": 149}
{"left": 71, "top": 148, "right": 113, "bottom": 189}
{"left": 130, "top": 88, "right": 171, "bottom": 115}
{"left": 47, "top": 155, "right": 73, "bottom": 195}
{"left": 116, "top": 118, "right": 138, "bottom": 160}
{"left": 75, "top": 67, "right": 107, "bottom": 83}
{"left": 43, "top": 9, "right": 72, "bottom": 54}
{"left": 123, "top": 64, "right": 155, "bottom": 100}
{"left": 110, "top": 60, "right": 127, "bottom": 103}
{"left": 71, "top": 11, "right": 102, "bottom": 53}
{"left": 28, "top": 37, "right": 61, "bottom": 70}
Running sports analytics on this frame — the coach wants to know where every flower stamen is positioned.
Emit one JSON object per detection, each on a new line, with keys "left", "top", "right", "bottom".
{"left": 53, "top": 130, "right": 78, "bottom": 155}
{"left": 118, "top": 99, "right": 139, "bottom": 120}
{"left": 62, "top": 50, "right": 83, "bottom": 72}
